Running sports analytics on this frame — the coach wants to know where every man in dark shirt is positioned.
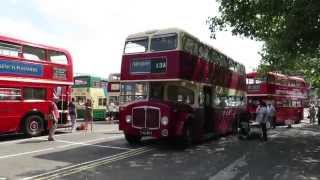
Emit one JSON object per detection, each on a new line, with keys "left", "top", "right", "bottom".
{"left": 68, "top": 98, "right": 77, "bottom": 132}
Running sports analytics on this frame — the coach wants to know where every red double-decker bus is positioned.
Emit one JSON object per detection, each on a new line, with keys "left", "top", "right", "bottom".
{"left": 119, "top": 28, "right": 247, "bottom": 145}
{"left": 246, "top": 72, "right": 308, "bottom": 125}
{"left": 0, "top": 35, "right": 73, "bottom": 137}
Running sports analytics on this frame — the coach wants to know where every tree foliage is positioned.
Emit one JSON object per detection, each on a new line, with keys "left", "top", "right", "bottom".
{"left": 208, "top": 0, "right": 320, "bottom": 87}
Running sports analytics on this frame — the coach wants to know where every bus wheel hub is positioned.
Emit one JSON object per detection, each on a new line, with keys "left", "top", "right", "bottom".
{"left": 30, "top": 121, "right": 39, "bottom": 131}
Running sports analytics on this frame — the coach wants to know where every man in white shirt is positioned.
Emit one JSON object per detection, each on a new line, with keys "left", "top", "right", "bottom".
{"left": 256, "top": 101, "right": 268, "bottom": 141}
{"left": 267, "top": 103, "right": 276, "bottom": 128}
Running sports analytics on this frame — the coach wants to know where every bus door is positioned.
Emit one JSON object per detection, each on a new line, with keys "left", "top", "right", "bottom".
{"left": 54, "top": 86, "right": 70, "bottom": 126}
{"left": 203, "top": 86, "right": 213, "bottom": 133}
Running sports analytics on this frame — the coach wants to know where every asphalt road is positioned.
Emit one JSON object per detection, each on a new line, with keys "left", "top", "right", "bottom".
{"left": 0, "top": 120, "right": 319, "bottom": 180}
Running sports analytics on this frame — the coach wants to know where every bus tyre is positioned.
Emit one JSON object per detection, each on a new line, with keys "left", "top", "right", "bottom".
{"left": 23, "top": 115, "right": 45, "bottom": 137}
{"left": 125, "top": 134, "right": 141, "bottom": 144}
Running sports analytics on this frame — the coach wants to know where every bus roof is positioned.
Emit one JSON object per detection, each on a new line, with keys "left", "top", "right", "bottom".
{"left": 0, "top": 35, "right": 70, "bottom": 54}
{"left": 247, "top": 72, "right": 306, "bottom": 82}
{"left": 126, "top": 28, "right": 192, "bottom": 40}
{"left": 125, "top": 28, "right": 244, "bottom": 70}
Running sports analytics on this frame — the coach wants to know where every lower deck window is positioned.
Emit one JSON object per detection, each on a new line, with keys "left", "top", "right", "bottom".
{"left": 98, "top": 98, "right": 107, "bottom": 106}
{"left": 23, "top": 88, "right": 46, "bottom": 100}
{"left": 76, "top": 96, "right": 86, "bottom": 105}
{"left": 0, "top": 88, "right": 21, "bottom": 100}
{"left": 167, "top": 86, "right": 194, "bottom": 104}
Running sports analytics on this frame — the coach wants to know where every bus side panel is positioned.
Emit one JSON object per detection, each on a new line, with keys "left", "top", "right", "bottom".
{"left": 0, "top": 101, "right": 23, "bottom": 133}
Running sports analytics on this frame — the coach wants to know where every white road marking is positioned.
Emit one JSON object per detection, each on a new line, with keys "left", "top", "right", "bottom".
{"left": 0, "top": 148, "right": 54, "bottom": 159}
{"left": 52, "top": 139, "right": 131, "bottom": 150}
{"left": 0, "top": 135, "right": 124, "bottom": 160}
{"left": 23, "top": 147, "right": 153, "bottom": 180}
{"left": 209, "top": 155, "right": 247, "bottom": 180}
{"left": 269, "top": 132, "right": 280, "bottom": 138}
{"left": 0, "top": 129, "right": 120, "bottom": 145}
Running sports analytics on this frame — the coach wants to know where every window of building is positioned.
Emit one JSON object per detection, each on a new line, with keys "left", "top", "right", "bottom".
{"left": 0, "top": 42, "right": 21, "bottom": 57}
{"left": 167, "top": 86, "right": 194, "bottom": 104}
{"left": 48, "top": 51, "right": 68, "bottom": 64}
{"left": 124, "top": 38, "right": 148, "bottom": 54}
{"left": 0, "top": 88, "right": 22, "bottom": 100}
{"left": 23, "top": 46, "right": 46, "bottom": 61}
{"left": 150, "top": 33, "right": 177, "bottom": 51}
{"left": 23, "top": 88, "right": 46, "bottom": 100}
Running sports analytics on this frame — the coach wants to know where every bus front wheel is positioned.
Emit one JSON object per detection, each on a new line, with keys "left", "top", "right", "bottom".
{"left": 125, "top": 134, "right": 141, "bottom": 144}
{"left": 23, "top": 115, "right": 45, "bottom": 137}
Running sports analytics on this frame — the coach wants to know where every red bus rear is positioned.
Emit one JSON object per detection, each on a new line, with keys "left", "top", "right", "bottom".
{"left": 246, "top": 72, "right": 308, "bottom": 125}
{"left": 0, "top": 35, "right": 73, "bottom": 136}
{"left": 119, "top": 28, "right": 246, "bottom": 145}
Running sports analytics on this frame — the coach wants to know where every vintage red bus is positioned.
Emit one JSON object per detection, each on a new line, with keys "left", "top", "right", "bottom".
{"left": 0, "top": 35, "right": 73, "bottom": 137}
{"left": 119, "top": 28, "right": 247, "bottom": 145}
{"left": 246, "top": 72, "right": 308, "bottom": 125}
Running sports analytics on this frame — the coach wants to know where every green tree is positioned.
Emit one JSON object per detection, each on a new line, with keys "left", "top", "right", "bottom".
{"left": 207, "top": 0, "right": 320, "bottom": 86}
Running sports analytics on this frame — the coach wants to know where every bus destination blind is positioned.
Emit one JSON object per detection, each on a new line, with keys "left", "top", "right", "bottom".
{"left": 131, "top": 58, "right": 166, "bottom": 74}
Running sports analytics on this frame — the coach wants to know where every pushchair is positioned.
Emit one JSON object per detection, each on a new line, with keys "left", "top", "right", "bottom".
{"left": 238, "top": 111, "right": 262, "bottom": 140}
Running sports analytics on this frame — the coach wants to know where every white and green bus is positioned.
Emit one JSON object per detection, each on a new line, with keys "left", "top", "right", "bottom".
{"left": 72, "top": 76, "right": 108, "bottom": 120}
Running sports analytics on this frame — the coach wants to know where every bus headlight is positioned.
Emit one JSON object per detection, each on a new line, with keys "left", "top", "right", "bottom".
{"left": 125, "top": 115, "right": 132, "bottom": 123}
{"left": 161, "top": 116, "right": 169, "bottom": 126}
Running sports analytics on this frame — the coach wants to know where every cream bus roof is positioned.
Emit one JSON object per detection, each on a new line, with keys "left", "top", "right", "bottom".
{"left": 125, "top": 28, "right": 245, "bottom": 73}
{"left": 126, "top": 28, "right": 228, "bottom": 58}
{"left": 126, "top": 28, "right": 195, "bottom": 40}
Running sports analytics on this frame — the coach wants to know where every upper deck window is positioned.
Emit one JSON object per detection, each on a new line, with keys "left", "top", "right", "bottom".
{"left": 199, "top": 45, "right": 209, "bottom": 60}
{"left": 182, "top": 36, "right": 198, "bottom": 56}
{"left": 150, "top": 34, "right": 177, "bottom": 51}
{"left": 49, "top": 51, "right": 68, "bottom": 65}
{"left": 0, "top": 42, "right": 21, "bottom": 57}
{"left": 124, "top": 38, "right": 148, "bottom": 54}
{"left": 23, "top": 46, "right": 46, "bottom": 61}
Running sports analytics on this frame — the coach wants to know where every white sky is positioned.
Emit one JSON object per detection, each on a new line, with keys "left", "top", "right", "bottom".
{"left": 1, "top": 0, "right": 263, "bottom": 77}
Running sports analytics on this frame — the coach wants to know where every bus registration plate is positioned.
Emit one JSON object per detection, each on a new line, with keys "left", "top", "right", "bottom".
{"left": 140, "top": 128, "right": 152, "bottom": 136}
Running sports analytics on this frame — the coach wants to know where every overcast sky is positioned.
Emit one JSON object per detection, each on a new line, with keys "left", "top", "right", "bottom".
{"left": 1, "top": 0, "right": 263, "bottom": 77}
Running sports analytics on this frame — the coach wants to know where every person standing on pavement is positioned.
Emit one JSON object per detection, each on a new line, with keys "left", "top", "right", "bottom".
{"left": 267, "top": 102, "right": 276, "bottom": 128}
{"left": 68, "top": 98, "right": 77, "bottom": 132}
{"left": 256, "top": 101, "right": 268, "bottom": 141}
{"left": 84, "top": 99, "right": 93, "bottom": 130}
{"left": 309, "top": 104, "right": 316, "bottom": 124}
{"left": 48, "top": 101, "right": 60, "bottom": 141}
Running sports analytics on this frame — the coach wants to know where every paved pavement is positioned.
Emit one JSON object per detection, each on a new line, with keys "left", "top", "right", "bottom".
{"left": 0, "top": 119, "right": 319, "bottom": 180}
